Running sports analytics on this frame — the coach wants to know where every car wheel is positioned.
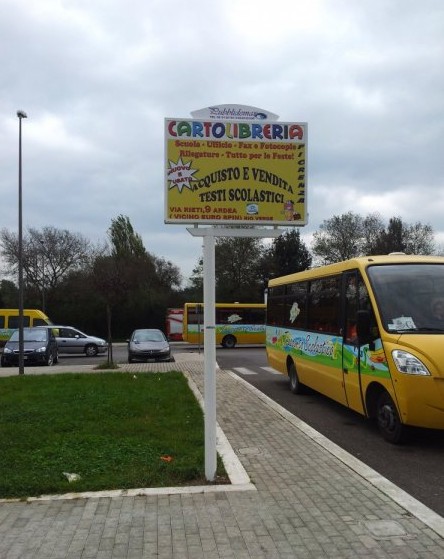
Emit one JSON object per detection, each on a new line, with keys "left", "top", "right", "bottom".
{"left": 289, "top": 362, "right": 303, "bottom": 394}
{"left": 376, "top": 391, "right": 405, "bottom": 444}
{"left": 46, "top": 352, "right": 54, "bottom": 366}
{"left": 221, "top": 335, "right": 236, "bottom": 349}
{"left": 85, "top": 344, "right": 99, "bottom": 357}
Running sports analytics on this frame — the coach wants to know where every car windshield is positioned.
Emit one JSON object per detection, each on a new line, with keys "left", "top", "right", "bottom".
{"left": 9, "top": 329, "right": 48, "bottom": 342}
{"left": 367, "top": 263, "right": 444, "bottom": 333}
{"left": 133, "top": 331, "right": 165, "bottom": 343}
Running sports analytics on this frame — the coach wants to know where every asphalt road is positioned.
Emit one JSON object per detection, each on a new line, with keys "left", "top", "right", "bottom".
{"left": 213, "top": 346, "right": 444, "bottom": 519}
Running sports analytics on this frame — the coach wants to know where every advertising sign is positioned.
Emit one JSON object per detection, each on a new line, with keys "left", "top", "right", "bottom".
{"left": 165, "top": 117, "right": 307, "bottom": 226}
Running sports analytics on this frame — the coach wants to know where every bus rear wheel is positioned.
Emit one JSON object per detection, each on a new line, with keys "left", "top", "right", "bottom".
{"left": 221, "top": 335, "right": 236, "bottom": 349}
{"left": 376, "top": 391, "right": 405, "bottom": 444}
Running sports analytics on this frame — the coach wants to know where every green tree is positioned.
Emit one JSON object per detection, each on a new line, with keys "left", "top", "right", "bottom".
{"left": 0, "top": 280, "right": 17, "bottom": 307}
{"left": 94, "top": 216, "right": 159, "bottom": 359}
{"left": 92, "top": 255, "right": 130, "bottom": 362}
{"left": 405, "top": 221, "right": 435, "bottom": 254}
{"left": 312, "top": 212, "right": 364, "bottom": 264}
{"left": 154, "top": 256, "right": 182, "bottom": 291}
{"left": 91, "top": 215, "right": 184, "bottom": 350}
{"left": 264, "top": 229, "right": 312, "bottom": 279}
{"left": 185, "top": 233, "right": 266, "bottom": 303}
{"left": 361, "top": 213, "right": 386, "bottom": 255}
{"left": 312, "top": 212, "right": 435, "bottom": 264}
{"left": 214, "top": 236, "right": 265, "bottom": 302}
{"left": 108, "top": 215, "right": 146, "bottom": 258}
{"left": 186, "top": 258, "right": 204, "bottom": 299}
{"left": 369, "top": 217, "right": 434, "bottom": 255}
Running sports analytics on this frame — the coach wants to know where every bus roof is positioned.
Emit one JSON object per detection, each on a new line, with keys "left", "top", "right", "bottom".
{"left": 268, "top": 254, "right": 444, "bottom": 287}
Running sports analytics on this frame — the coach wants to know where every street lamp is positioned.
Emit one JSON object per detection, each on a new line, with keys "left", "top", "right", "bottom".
{"left": 17, "top": 110, "right": 27, "bottom": 375}
{"left": 39, "top": 239, "right": 45, "bottom": 312}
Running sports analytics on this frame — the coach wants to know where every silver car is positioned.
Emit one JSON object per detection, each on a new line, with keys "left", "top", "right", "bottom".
{"left": 51, "top": 326, "right": 108, "bottom": 356}
{"left": 127, "top": 328, "right": 172, "bottom": 363}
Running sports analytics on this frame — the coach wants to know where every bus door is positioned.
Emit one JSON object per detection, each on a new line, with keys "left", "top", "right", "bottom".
{"left": 342, "top": 271, "right": 367, "bottom": 414}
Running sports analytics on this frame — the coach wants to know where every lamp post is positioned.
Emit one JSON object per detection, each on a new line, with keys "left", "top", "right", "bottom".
{"left": 39, "top": 239, "right": 45, "bottom": 312}
{"left": 17, "top": 110, "right": 27, "bottom": 375}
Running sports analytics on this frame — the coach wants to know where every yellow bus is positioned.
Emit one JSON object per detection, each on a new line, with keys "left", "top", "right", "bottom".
{"left": 266, "top": 254, "right": 444, "bottom": 443}
{"left": 183, "top": 302, "right": 266, "bottom": 348}
{"left": 0, "top": 309, "right": 52, "bottom": 348}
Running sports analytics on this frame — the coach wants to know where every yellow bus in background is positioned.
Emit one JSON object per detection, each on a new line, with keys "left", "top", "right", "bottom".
{"left": 0, "top": 309, "right": 52, "bottom": 348}
{"left": 266, "top": 254, "right": 444, "bottom": 443}
{"left": 183, "top": 303, "right": 266, "bottom": 348}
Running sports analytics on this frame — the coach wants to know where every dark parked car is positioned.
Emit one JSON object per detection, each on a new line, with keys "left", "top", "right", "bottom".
{"left": 127, "top": 329, "right": 172, "bottom": 363}
{"left": 1, "top": 326, "right": 58, "bottom": 367}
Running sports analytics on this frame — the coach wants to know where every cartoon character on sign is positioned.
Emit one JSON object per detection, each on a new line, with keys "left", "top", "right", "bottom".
{"left": 283, "top": 200, "right": 295, "bottom": 220}
{"left": 283, "top": 200, "right": 301, "bottom": 221}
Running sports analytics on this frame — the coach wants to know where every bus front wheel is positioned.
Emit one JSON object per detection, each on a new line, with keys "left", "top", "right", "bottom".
{"left": 376, "top": 391, "right": 405, "bottom": 444}
{"left": 221, "top": 335, "right": 236, "bottom": 349}
{"left": 289, "top": 363, "right": 303, "bottom": 394}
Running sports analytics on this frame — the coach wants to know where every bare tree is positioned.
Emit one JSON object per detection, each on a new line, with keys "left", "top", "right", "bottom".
{"left": 0, "top": 226, "right": 94, "bottom": 301}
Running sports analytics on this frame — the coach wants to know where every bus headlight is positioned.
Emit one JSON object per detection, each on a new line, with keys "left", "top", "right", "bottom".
{"left": 392, "top": 350, "right": 431, "bottom": 376}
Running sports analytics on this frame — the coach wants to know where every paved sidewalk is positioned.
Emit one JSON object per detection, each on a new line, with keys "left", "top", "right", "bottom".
{"left": 0, "top": 355, "right": 444, "bottom": 558}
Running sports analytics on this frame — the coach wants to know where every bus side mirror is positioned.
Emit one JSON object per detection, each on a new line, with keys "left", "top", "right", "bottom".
{"left": 356, "top": 310, "right": 372, "bottom": 347}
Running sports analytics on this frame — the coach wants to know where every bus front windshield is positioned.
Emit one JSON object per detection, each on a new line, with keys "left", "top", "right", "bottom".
{"left": 367, "top": 264, "right": 444, "bottom": 333}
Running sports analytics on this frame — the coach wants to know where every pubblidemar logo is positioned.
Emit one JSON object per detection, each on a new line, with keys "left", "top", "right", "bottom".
{"left": 208, "top": 107, "right": 267, "bottom": 120}
{"left": 190, "top": 104, "right": 279, "bottom": 122}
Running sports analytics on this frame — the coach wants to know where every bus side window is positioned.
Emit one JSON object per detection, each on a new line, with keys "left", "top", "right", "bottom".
{"left": 344, "top": 273, "right": 358, "bottom": 343}
{"left": 285, "top": 282, "right": 308, "bottom": 328}
{"left": 9, "top": 316, "right": 31, "bottom": 328}
{"left": 358, "top": 278, "right": 379, "bottom": 341}
{"left": 344, "top": 272, "right": 379, "bottom": 343}
{"left": 308, "top": 276, "right": 341, "bottom": 335}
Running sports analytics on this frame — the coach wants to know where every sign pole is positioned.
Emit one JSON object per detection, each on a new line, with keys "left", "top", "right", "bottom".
{"left": 203, "top": 228, "right": 217, "bottom": 481}
{"left": 167, "top": 104, "right": 308, "bottom": 483}
{"left": 188, "top": 226, "right": 280, "bottom": 482}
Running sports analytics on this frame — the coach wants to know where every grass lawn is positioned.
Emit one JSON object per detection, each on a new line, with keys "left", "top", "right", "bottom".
{"left": 0, "top": 371, "right": 227, "bottom": 499}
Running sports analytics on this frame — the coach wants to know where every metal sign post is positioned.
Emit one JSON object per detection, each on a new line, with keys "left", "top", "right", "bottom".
{"left": 202, "top": 229, "right": 216, "bottom": 480}
{"left": 188, "top": 226, "right": 280, "bottom": 481}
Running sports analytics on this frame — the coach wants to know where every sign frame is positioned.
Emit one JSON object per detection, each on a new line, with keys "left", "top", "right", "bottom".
{"left": 164, "top": 117, "right": 308, "bottom": 227}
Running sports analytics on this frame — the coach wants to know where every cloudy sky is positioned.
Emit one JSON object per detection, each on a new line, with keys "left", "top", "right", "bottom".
{"left": 1, "top": 0, "right": 443, "bottom": 283}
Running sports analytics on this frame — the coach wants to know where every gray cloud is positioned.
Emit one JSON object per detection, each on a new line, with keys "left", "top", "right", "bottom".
{"left": 1, "top": 0, "right": 443, "bottom": 279}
